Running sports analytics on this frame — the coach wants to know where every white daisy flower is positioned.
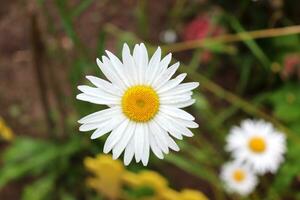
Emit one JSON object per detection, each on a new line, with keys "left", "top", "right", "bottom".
{"left": 226, "top": 119, "right": 286, "bottom": 174}
{"left": 220, "top": 161, "right": 258, "bottom": 196}
{"left": 77, "top": 43, "right": 199, "bottom": 166}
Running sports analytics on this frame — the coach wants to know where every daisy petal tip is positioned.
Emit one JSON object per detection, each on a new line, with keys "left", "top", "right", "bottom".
{"left": 112, "top": 155, "right": 118, "bottom": 160}
{"left": 77, "top": 85, "right": 84, "bottom": 91}
{"left": 85, "top": 75, "right": 92, "bottom": 80}
{"left": 90, "top": 135, "right": 98, "bottom": 140}
{"left": 96, "top": 57, "right": 101, "bottom": 64}
{"left": 174, "top": 147, "right": 180, "bottom": 152}
{"left": 158, "top": 155, "right": 164, "bottom": 160}
{"left": 193, "top": 122, "right": 199, "bottom": 128}
{"left": 187, "top": 133, "right": 194, "bottom": 137}
{"left": 75, "top": 94, "right": 82, "bottom": 100}
{"left": 105, "top": 50, "right": 115, "bottom": 58}
{"left": 103, "top": 148, "right": 110, "bottom": 154}
{"left": 141, "top": 159, "right": 149, "bottom": 166}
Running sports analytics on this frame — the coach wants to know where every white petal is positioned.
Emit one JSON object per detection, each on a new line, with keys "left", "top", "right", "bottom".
{"left": 154, "top": 123, "right": 180, "bottom": 151}
{"left": 91, "top": 115, "right": 125, "bottom": 139}
{"left": 170, "top": 117, "right": 199, "bottom": 128}
{"left": 157, "top": 73, "right": 187, "bottom": 93}
{"left": 122, "top": 44, "right": 136, "bottom": 86}
{"left": 160, "top": 105, "right": 195, "bottom": 121}
{"left": 77, "top": 85, "right": 120, "bottom": 101}
{"left": 166, "top": 136, "right": 180, "bottom": 151}
{"left": 101, "top": 56, "right": 126, "bottom": 89}
{"left": 163, "top": 82, "right": 199, "bottom": 96}
{"left": 160, "top": 93, "right": 192, "bottom": 105}
{"left": 152, "top": 53, "right": 172, "bottom": 87}
{"left": 134, "top": 123, "right": 144, "bottom": 162}
{"left": 154, "top": 62, "right": 180, "bottom": 89}
{"left": 154, "top": 115, "right": 183, "bottom": 140}
{"left": 78, "top": 107, "right": 121, "bottom": 124}
{"left": 105, "top": 50, "right": 131, "bottom": 87}
{"left": 96, "top": 58, "right": 123, "bottom": 89}
{"left": 141, "top": 124, "right": 150, "bottom": 166}
{"left": 112, "top": 122, "right": 136, "bottom": 160}
{"left": 166, "top": 99, "right": 196, "bottom": 108}
{"left": 133, "top": 44, "right": 145, "bottom": 84}
{"left": 85, "top": 76, "right": 122, "bottom": 96}
{"left": 76, "top": 93, "right": 119, "bottom": 105}
{"left": 149, "top": 121, "right": 169, "bottom": 154}
{"left": 124, "top": 139, "right": 135, "bottom": 166}
{"left": 79, "top": 121, "right": 107, "bottom": 132}
{"left": 146, "top": 47, "right": 161, "bottom": 84}
{"left": 149, "top": 133, "right": 164, "bottom": 159}
{"left": 157, "top": 113, "right": 193, "bottom": 138}
{"left": 139, "top": 43, "right": 149, "bottom": 69}
{"left": 138, "top": 43, "right": 149, "bottom": 84}
{"left": 103, "top": 119, "right": 129, "bottom": 153}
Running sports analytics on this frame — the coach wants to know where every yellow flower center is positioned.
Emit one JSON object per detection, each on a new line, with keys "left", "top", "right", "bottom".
{"left": 121, "top": 85, "right": 159, "bottom": 122}
{"left": 232, "top": 169, "right": 245, "bottom": 182}
{"left": 248, "top": 136, "right": 266, "bottom": 153}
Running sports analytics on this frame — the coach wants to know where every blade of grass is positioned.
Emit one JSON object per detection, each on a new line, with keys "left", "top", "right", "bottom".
{"left": 71, "top": 0, "right": 94, "bottom": 19}
{"left": 227, "top": 15, "right": 271, "bottom": 70}
{"left": 135, "top": 0, "right": 149, "bottom": 38}
{"left": 165, "top": 154, "right": 225, "bottom": 200}
{"left": 162, "top": 25, "right": 300, "bottom": 53}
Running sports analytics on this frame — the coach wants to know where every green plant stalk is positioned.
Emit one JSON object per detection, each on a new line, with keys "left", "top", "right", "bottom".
{"left": 165, "top": 154, "right": 225, "bottom": 200}
{"left": 227, "top": 15, "right": 271, "bottom": 69}
{"left": 71, "top": 0, "right": 95, "bottom": 19}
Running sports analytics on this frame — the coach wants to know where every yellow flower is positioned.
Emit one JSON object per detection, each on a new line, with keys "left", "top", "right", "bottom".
{"left": 180, "top": 189, "right": 209, "bottom": 200}
{"left": 83, "top": 154, "right": 209, "bottom": 200}
{"left": 122, "top": 171, "right": 140, "bottom": 186}
{"left": 159, "top": 188, "right": 181, "bottom": 200}
{"left": 0, "top": 117, "right": 14, "bottom": 141}
{"left": 84, "top": 154, "right": 124, "bottom": 199}
{"left": 124, "top": 170, "right": 168, "bottom": 194}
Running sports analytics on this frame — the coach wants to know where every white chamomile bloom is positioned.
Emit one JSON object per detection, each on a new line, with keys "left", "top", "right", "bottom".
{"left": 77, "top": 43, "right": 199, "bottom": 166}
{"left": 226, "top": 119, "right": 286, "bottom": 174}
{"left": 220, "top": 161, "right": 258, "bottom": 196}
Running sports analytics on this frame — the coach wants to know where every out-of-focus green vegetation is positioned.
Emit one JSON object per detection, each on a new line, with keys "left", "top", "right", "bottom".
{"left": 1, "top": 0, "right": 300, "bottom": 199}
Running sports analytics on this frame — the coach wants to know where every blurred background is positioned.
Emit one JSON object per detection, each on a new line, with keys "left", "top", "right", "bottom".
{"left": 1, "top": 0, "right": 300, "bottom": 199}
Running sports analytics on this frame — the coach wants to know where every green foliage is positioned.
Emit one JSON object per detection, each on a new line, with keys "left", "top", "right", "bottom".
{"left": 3, "top": 0, "right": 300, "bottom": 199}
{"left": 0, "top": 136, "right": 85, "bottom": 198}
{"left": 268, "top": 84, "right": 300, "bottom": 124}
{"left": 268, "top": 143, "right": 300, "bottom": 198}
{"left": 22, "top": 174, "right": 56, "bottom": 200}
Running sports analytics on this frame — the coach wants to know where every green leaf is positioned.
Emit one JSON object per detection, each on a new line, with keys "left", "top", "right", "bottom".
{"left": 22, "top": 174, "right": 56, "bottom": 200}
{"left": 54, "top": 0, "right": 83, "bottom": 51}
{"left": 0, "top": 137, "right": 83, "bottom": 188}
{"left": 165, "top": 154, "right": 221, "bottom": 189}
{"left": 268, "top": 143, "right": 300, "bottom": 197}
{"left": 268, "top": 84, "right": 300, "bottom": 123}
{"left": 0, "top": 141, "right": 58, "bottom": 188}
{"left": 2, "top": 137, "right": 50, "bottom": 164}
{"left": 227, "top": 15, "right": 271, "bottom": 70}
{"left": 71, "top": 0, "right": 94, "bottom": 19}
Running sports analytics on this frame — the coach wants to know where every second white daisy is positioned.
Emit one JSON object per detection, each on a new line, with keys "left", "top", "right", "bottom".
{"left": 77, "top": 43, "right": 199, "bottom": 166}
{"left": 220, "top": 161, "right": 258, "bottom": 196}
{"left": 226, "top": 119, "right": 286, "bottom": 174}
